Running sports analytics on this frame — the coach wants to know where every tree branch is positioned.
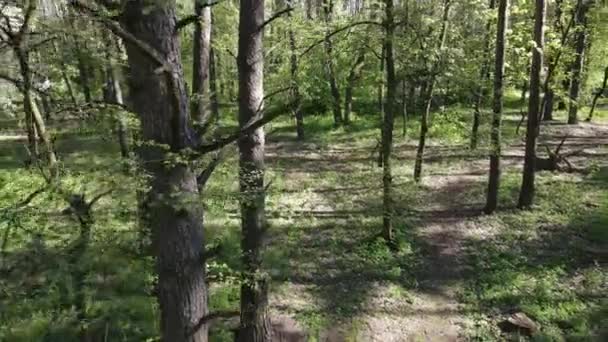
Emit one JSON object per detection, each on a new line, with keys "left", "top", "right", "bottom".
{"left": 195, "top": 100, "right": 296, "bottom": 155}
{"left": 300, "top": 21, "right": 381, "bottom": 57}
{"left": 70, "top": 0, "right": 168, "bottom": 69}
{"left": 175, "top": 1, "right": 223, "bottom": 32}
{"left": 187, "top": 310, "right": 240, "bottom": 337}
{"left": 259, "top": 7, "right": 294, "bottom": 32}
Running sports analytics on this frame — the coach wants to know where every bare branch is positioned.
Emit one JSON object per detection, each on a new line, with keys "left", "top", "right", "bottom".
{"left": 187, "top": 310, "right": 240, "bottom": 337}
{"left": 175, "top": 1, "right": 223, "bottom": 32}
{"left": 197, "top": 149, "right": 225, "bottom": 189}
{"left": 195, "top": 100, "right": 297, "bottom": 155}
{"left": 259, "top": 7, "right": 294, "bottom": 32}
{"left": 300, "top": 21, "right": 381, "bottom": 57}
{"left": 0, "top": 186, "right": 47, "bottom": 214}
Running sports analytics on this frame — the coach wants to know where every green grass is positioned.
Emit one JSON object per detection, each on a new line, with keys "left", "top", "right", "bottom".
{"left": 1, "top": 96, "right": 606, "bottom": 341}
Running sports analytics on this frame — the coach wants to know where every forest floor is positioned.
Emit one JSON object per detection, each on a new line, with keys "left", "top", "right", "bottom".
{"left": 248, "top": 112, "right": 608, "bottom": 341}
{"left": 0, "top": 106, "right": 607, "bottom": 341}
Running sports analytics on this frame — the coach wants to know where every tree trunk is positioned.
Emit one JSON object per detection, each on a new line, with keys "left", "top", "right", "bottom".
{"left": 236, "top": 0, "right": 271, "bottom": 340}
{"left": 402, "top": 80, "right": 408, "bottom": 136}
{"left": 322, "top": 0, "right": 342, "bottom": 127}
{"left": 102, "top": 33, "right": 129, "bottom": 158}
{"left": 191, "top": 0, "right": 212, "bottom": 125}
{"left": 485, "top": 0, "right": 509, "bottom": 214}
{"left": 381, "top": 0, "right": 397, "bottom": 246}
{"left": 15, "top": 42, "right": 58, "bottom": 177}
{"left": 120, "top": 2, "right": 208, "bottom": 341}
{"left": 587, "top": 66, "right": 608, "bottom": 121}
{"left": 288, "top": 11, "right": 304, "bottom": 139}
{"left": 567, "top": 2, "right": 590, "bottom": 125}
{"left": 344, "top": 49, "right": 365, "bottom": 125}
{"left": 209, "top": 47, "right": 220, "bottom": 126}
{"left": 414, "top": 0, "right": 451, "bottom": 182}
{"left": 378, "top": 45, "right": 385, "bottom": 116}
{"left": 52, "top": 40, "right": 78, "bottom": 106}
{"left": 518, "top": 0, "right": 546, "bottom": 209}
{"left": 471, "top": 0, "right": 497, "bottom": 150}
{"left": 542, "top": 88, "right": 554, "bottom": 120}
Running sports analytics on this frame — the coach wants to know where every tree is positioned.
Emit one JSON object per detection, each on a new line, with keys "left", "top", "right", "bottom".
{"left": 236, "top": 0, "right": 271, "bottom": 340}
{"left": 485, "top": 0, "right": 509, "bottom": 214}
{"left": 191, "top": 0, "right": 212, "bottom": 125}
{"left": 288, "top": 9, "right": 304, "bottom": 139}
{"left": 471, "top": 0, "right": 496, "bottom": 150}
{"left": 118, "top": 1, "right": 210, "bottom": 340}
{"left": 413, "top": 0, "right": 451, "bottom": 182}
{"left": 322, "top": 0, "right": 342, "bottom": 127}
{"left": 1, "top": 0, "right": 58, "bottom": 176}
{"left": 586, "top": 65, "right": 608, "bottom": 121}
{"left": 518, "top": 0, "right": 546, "bottom": 209}
{"left": 381, "top": 0, "right": 397, "bottom": 246}
{"left": 567, "top": 0, "right": 591, "bottom": 125}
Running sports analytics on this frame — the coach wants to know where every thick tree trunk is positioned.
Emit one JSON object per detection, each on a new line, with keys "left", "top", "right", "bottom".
{"left": 322, "top": 0, "right": 342, "bottom": 127}
{"left": 120, "top": 2, "right": 208, "bottom": 341}
{"left": 414, "top": 0, "right": 451, "bottom": 182}
{"left": 236, "top": 0, "right": 271, "bottom": 340}
{"left": 288, "top": 11, "right": 304, "bottom": 139}
{"left": 344, "top": 49, "right": 365, "bottom": 125}
{"left": 471, "top": 0, "right": 497, "bottom": 150}
{"left": 518, "top": 0, "right": 546, "bottom": 209}
{"left": 567, "top": 2, "right": 589, "bottom": 125}
{"left": 485, "top": 0, "right": 509, "bottom": 214}
{"left": 191, "top": 0, "right": 212, "bottom": 125}
{"left": 382, "top": 0, "right": 396, "bottom": 246}
{"left": 587, "top": 66, "right": 608, "bottom": 121}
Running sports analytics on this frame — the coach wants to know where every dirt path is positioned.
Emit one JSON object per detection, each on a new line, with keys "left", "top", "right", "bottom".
{"left": 267, "top": 120, "right": 608, "bottom": 341}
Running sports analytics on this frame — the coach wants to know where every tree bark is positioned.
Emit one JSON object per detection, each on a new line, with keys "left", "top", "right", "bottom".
{"left": 485, "top": 0, "right": 509, "bottom": 214}
{"left": 471, "top": 0, "right": 497, "bottom": 150}
{"left": 567, "top": 2, "right": 590, "bottom": 125}
{"left": 344, "top": 48, "right": 365, "bottom": 125}
{"left": 209, "top": 46, "right": 220, "bottom": 126}
{"left": 322, "top": 0, "right": 342, "bottom": 127}
{"left": 542, "top": 88, "right": 554, "bottom": 120}
{"left": 236, "top": 0, "right": 271, "bottom": 340}
{"left": 120, "top": 1, "right": 208, "bottom": 341}
{"left": 191, "top": 0, "right": 212, "bottom": 125}
{"left": 518, "top": 0, "right": 546, "bottom": 209}
{"left": 414, "top": 0, "right": 451, "bottom": 182}
{"left": 381, "top": 0, "right": 397, "bottom": 246}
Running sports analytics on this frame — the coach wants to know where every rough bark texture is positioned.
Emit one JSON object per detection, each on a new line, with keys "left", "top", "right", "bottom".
{"left": 382, "top": 0, "right": 396, "bottom": 246}
{"left": 414, "top": 0, "right": 451, "bottom": 182}
{"left": 191, "top": 0, "right": 212, "bottom": 125}
{"left": 471, "top": 0, "right": 497, "bottom": 150}
{"left": 518, "top": 0, "right": 546, "bottom": 209}
{"left": 120, "top": 2, "right": 208, "bottom": 341}
{"left": 322, "top": 0, "right": 342, "bottom": 127}
{"left": 485, "top": 0, "right": 508, "bottom": 214}
{"left": 236, "top": 0, "right": 271, "bottom": 340}
{"left": 567, "top": 2, "right": 589, "bottom": 125}
{"left": 344, "top": 49, "right": 365, "bottom": 125}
